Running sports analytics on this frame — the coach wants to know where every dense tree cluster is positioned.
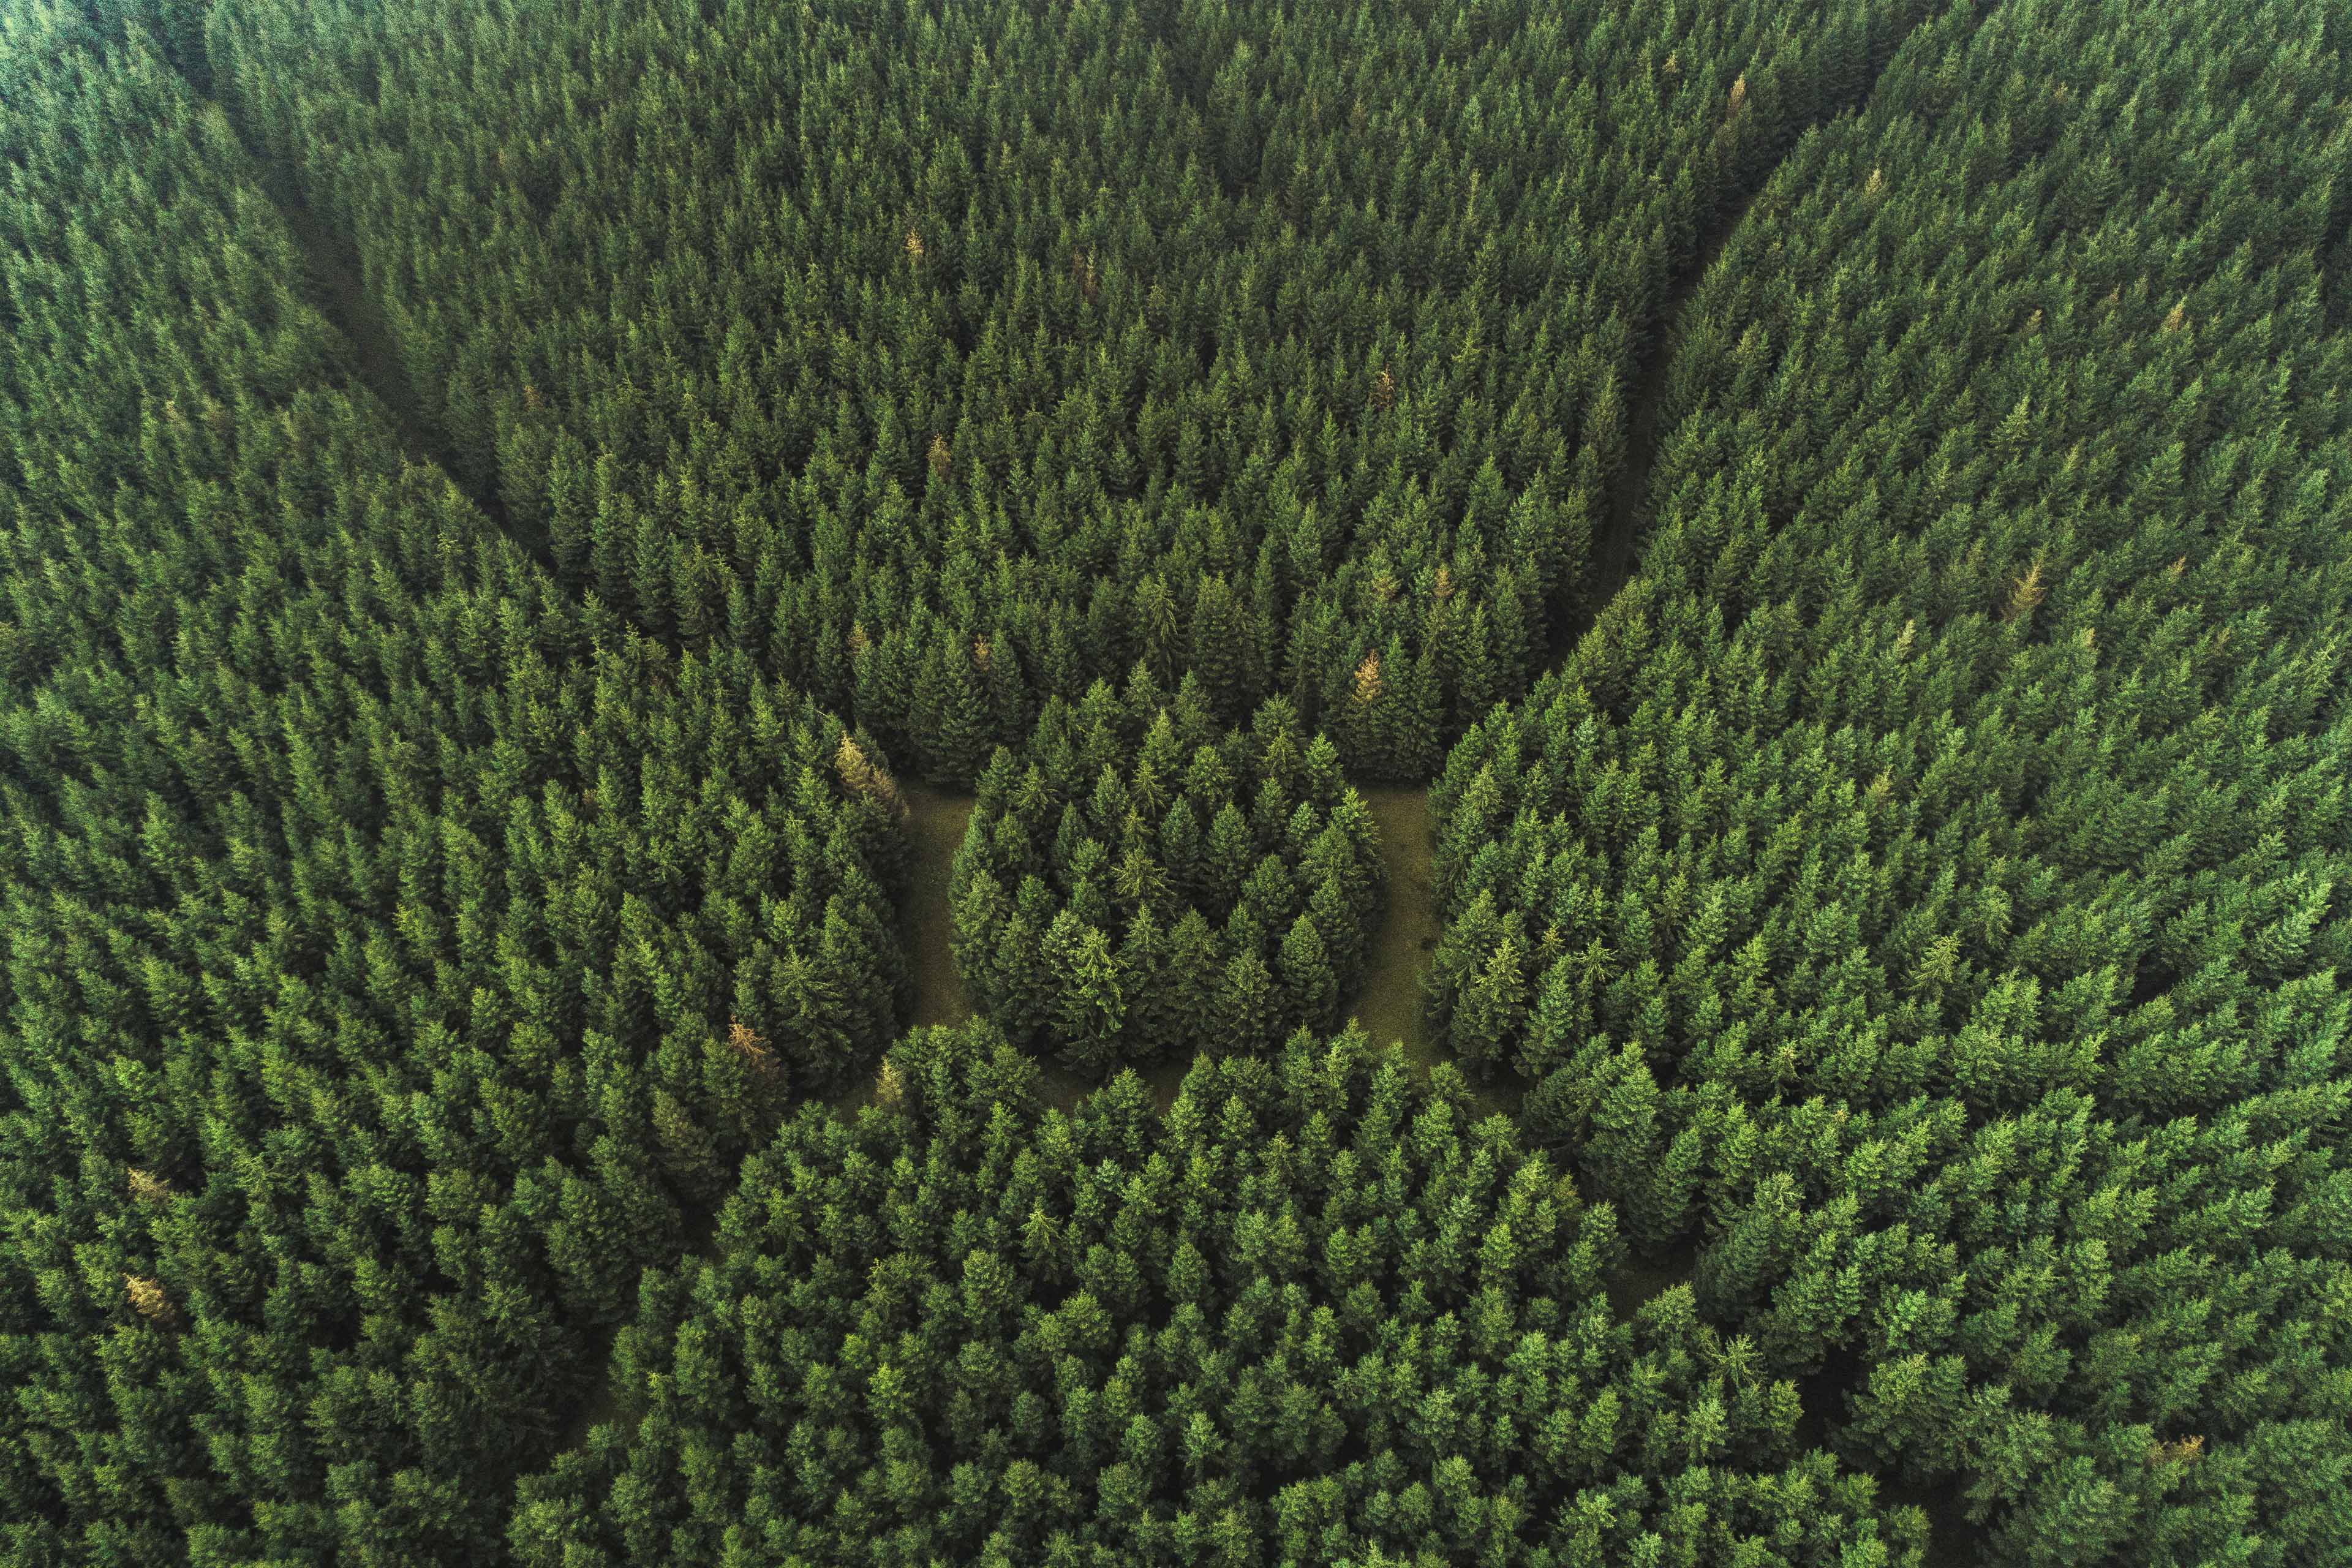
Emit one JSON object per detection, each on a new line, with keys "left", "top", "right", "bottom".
{"left": 0, "top": 17, "right": 905, "bottom": 1562}
{"left": 1427, "top": 1, "right": 2352, "bottom": 1561}
{"left": 10, "top": 0, "right": 2351, "bottom": 1562}
{"left": 191, "top": 0, "right": 1931, "bottom": 780}
{"left": 950, "top": 676, "right": 1384, "bottom": 1073}
{"left": 512, "top": 1022, "right": 1926, "bottom": 1567}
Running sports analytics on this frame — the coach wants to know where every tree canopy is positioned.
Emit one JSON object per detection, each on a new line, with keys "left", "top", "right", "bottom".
{"left": 1427, "top": 1, "right": 2352, "bottom": 1558}
{"left": 513, "top": 1022, "right": 1926, "bottom": 1568}
{"left": 4, "top": 0, "right": 2346, "bottom": 1563}
{"left": 951, "top": 678, "right": 1384, "bottom": 1074}
{"left": 193, "top": 0, "right": 1931, "bottom": 781}
{"left": 0, "top": 15, "right": 904, "bottom": 1561}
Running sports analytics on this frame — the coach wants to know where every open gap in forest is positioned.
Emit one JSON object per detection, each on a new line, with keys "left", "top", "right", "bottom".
{"left": 1560, "top": 178, "right": 1760, "bottom": 652}
{"left": 872, "top": 781, "right": 1468, "bottom": 1120}
{"left": 1560, "top": 2, "right": 1958, "bottom": 664}
{"left": 842, "top": 785, "right": 1144, "bottom": 1118}
{"left": 1603, "top": 1237, "right": 1700, "bottom": 1321}
{"left": 1800, "top": 1352, "right": 1992, "bottom": 1567}
{"left": 549, "top": 1322, "right": 628, "bottom": 1456}
{"left": 1348, "top": 786, "right": 1441, "bottom": 1061}
{"left": 547, "top": 1185, "right": 739, "bottom": 1458}
{"left": 1346, "top": 785, "right": 1521, "bottom": 1121}
{"left": 553, "top": 0, "right": 1973, "bottom": 1491}
{"left": 1883, "top": 1476, "right": 1993, "bottom": 1568}
{"left": 899, "top": 785, "right": 979, "bottom": 1030}
{"left": 269, "top": 195, "right": 550, "bottom": 568}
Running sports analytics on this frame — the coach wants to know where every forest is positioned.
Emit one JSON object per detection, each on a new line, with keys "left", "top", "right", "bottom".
{"left": 1, "top": 0, "right": 2345, "bottom": 1564}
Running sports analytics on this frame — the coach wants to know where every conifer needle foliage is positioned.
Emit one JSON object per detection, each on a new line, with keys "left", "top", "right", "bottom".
{"left": 4, "top": 0, "right": 2348, "bottom": 1563}
{"left": 195, "top": 0, "right": 1932, "bottom": 781}
{"left": 511, "top": 1024, "right": 1926, "bottom": 1567}
{"left": 1428, "top": 1, "right": 2352, "bottom": 1559}
{"left": 0, "top": 15, "right": 905, "bottom": 1561}
{"left": 951, "top": 675, "right": 1385, "bottom": 1074}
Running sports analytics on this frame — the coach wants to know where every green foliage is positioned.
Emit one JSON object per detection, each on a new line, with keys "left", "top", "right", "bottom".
{"left": 951, "top": 676, "right": 1384, "bottom": 1072}
{"left": 1428, "top": 0, "right": 2352, "bottom": 1559}
{"left": 194, "top": 0, "right": 1929, "bottom": 782}
{"left": 7, "top": 0, "right": 2349, "bottom": 1564}
{"left": 511, "top": 1022, "right": 1925, "bottom": 1567}
{"left": 0, "top": 20, "right": 905, "bottom": 1562}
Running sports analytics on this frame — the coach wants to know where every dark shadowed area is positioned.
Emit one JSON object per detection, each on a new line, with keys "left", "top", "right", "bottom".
{"left": 1347, "top": 786, "right": 1440, "bottom": 1058}
{"left": 899, "top": 785, "right": 977, "bottom": 1028}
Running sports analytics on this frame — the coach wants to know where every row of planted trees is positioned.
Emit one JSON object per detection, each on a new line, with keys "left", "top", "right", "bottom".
{"left": 0, "top": 15, "right": 908, "bottom": 1562}
{"left": 8, "top": 0, "right": 2351, "bottom": 1563}
{"left": 180, "top": 0, "right": 1932, "bottom": 780}
{"left": 1425, "top": 0, "right": 2352, "bottom": 1559}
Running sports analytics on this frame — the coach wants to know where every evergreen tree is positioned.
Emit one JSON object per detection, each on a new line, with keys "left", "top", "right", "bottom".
{"left": 949, "top": 683, "right": 1384, "bottom": 1074}
{"left": 507, "top": 1023, "right": 1924, "bottom": 1568}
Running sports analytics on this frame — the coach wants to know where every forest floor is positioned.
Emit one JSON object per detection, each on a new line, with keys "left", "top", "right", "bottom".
{"left": 1604, "top": 1240, "right": 1702, "bottom": 1322}
{"left": 897, "top": 785, "right": 978, "bottom": 1029}
{"left": 551, "top": 1340, "right": 623, "bottom": 1458}
{"left": 1349, "top": 787, "right": 1441, "bottom": 1061}
{"left": 1352, "top": 787, "right": 1525, "bottom": 1121}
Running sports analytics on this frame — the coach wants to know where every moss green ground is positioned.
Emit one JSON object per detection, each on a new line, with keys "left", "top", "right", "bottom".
{"left": 899, "top": 785, "right": 978, "bottom": 1029}
{"left": 1348, "top": 788, "right": 1441, "bottom": 1060}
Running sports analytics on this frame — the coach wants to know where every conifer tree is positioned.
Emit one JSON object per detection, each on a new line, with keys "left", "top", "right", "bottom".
{"left": 950, "top": 681, "right": 1383, "bottom": 1073}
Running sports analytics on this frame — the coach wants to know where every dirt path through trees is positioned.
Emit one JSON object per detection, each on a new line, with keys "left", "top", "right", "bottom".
{"left": 548, "top": 7, "right": 1970, "bottom": 1490}
{"left": 870, "top": 118, "right": 1853, "bottom": 1126}
{"left": 271, "top": 196, "right": 546, "bottom": 563}
{"left": 899, "top": 786, "right": 978, "bottom": 1028}
{"left": 136, "top": 43, "right": 541, "bottom": 564}
{"left": 1583, "top": 183, "right": 1760, "bottom": 625}
{"left": 1346, "top": 787, "right": 1441, "bottom": 1059}
{"left": 895, "top": 783, "right": 1462, "bottom": 1104}
{"left": 1340, "top": 786, "right": 1512, "bottom": 1117}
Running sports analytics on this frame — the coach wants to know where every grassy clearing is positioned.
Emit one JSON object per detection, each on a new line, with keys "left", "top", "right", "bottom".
{"left": 1347, "top": 786, "right": 1522, "bottom": 1119}
{"left": 899, "top": 785, "right": 978, "bottom": 1029}
{"left": 1348, "top": 786, "right": 1441, "bottom": 1060}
